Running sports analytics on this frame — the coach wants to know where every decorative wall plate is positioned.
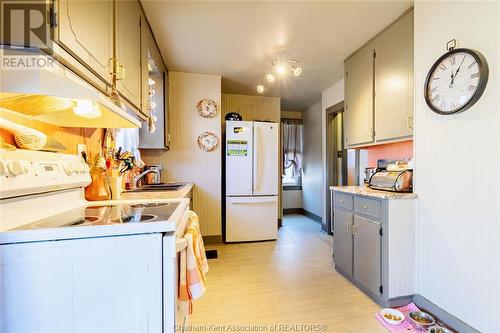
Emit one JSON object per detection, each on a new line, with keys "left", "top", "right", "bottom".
{"left": 197, "top": 132, "right": 218, "bottom": 151}
{"left": 197, "top": 99, "right": 218, "bottom": 118}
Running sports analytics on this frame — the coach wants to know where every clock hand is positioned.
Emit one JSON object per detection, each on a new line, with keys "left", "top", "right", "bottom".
{"left": 450, "top": 55, "right": 466, "bottom": 87}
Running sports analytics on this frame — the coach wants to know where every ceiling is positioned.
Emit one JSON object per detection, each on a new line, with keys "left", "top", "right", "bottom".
{"left": 141, "top": 1, "right": 412, "bottom": 111}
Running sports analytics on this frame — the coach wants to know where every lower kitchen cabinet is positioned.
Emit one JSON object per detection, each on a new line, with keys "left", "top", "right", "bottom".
{"left": 353, "top": 215, "right": 381, "bottom": 297}
{"left": 331, "top": 188, "right": 416, "bottom": 306}
{"left": 333, "top": 209, "right": 353, "bottom": 275}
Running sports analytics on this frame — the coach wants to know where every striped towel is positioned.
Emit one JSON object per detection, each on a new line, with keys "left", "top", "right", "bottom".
{"left": 179, "top": 211, "right": 209, "bottom": 315}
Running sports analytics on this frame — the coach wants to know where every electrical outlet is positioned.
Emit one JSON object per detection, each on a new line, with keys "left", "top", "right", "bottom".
{"left": 77, "top": 144, "right": 87, "bottom": 157}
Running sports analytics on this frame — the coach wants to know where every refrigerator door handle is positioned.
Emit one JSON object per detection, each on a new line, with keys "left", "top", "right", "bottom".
{"left": 253, "top": 125, "right": 259, "bottom": 192}
{"left": 229, "top": 197, "right": 276, "bottom": 204}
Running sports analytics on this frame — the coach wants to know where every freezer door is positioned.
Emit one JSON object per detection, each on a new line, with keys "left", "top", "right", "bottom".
{"left": 226, "top": 196, "right": 278, "bottom": 242}
{"left": 226, "top": 121, "right": 253, "bottom": 196}
{"left": 253, "top": 122, "right": 279, "bottom": 196}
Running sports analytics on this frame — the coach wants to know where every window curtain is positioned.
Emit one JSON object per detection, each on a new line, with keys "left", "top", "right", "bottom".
{"left": 282, "top": 119, "right": 303, "bottom": 178}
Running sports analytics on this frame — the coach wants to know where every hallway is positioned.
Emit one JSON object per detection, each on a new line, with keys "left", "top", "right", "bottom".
{"left": 189, "top": 214, "right": 385, "bottom": 332}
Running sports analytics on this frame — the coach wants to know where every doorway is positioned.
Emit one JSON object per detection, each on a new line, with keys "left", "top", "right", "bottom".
{"left": 324, "top": 102, "right": 347, "bottom": 234}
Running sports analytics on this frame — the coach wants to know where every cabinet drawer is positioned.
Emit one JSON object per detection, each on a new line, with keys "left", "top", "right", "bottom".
{"left": 334, "top": 192, "right": 353, "bottom": 211}
{"left": 354, "top": 196, "right": 381, "bottom": 219}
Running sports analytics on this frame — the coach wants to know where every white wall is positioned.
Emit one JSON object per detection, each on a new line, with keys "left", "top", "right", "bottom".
{"left": 414, "top": 2, "right": 500, "bottom": 332}
{"left": 321, "top": 79, "right": 345, "bottom": 222}
{"left": 302, "top": 100, "right": 323, "bottom": 217}
{"left": 282, "top": 190, "right": 303, "bottom": 209}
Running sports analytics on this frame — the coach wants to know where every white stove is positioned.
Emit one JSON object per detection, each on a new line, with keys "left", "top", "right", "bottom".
{"left": 0, "top": 148, "right": 188, "bottom": 333}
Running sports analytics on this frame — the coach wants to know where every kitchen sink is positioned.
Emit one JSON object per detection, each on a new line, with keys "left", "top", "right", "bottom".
{"left": 126, "top": 183, "right": 184, "bottom": 192}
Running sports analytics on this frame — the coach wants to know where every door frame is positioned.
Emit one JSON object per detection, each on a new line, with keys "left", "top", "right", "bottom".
{"left": 324, "top": 101, "right": 346, "bottom": 234}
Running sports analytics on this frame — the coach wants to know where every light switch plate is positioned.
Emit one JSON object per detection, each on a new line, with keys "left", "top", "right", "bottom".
{"left": 77, "top": 144, "right": 87, "bottom": 157}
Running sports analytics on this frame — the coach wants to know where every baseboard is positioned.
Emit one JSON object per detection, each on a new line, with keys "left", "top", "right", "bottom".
{"left": 413, "top": 294, "right": 480, "bottom": 333}
{"left": 283, "top": 208, "right": 322, "bottom": 223}
{"left": 202, "top": 235, "right": 223, "bottom": 245}
{"left": 302, "top": 209, "right": 322, "bottom": 223}
{"left": 283, "top": 208, "right": 303, "bottom": 215}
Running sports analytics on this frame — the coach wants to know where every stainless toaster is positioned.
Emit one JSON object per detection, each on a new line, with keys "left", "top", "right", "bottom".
{"left": 369, "top": 170, "right": 413, "bottom": 192}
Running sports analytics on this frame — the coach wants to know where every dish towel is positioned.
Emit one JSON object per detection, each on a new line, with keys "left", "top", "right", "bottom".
{"left": 179, "top": 211, "right": 209, "bottom": 315}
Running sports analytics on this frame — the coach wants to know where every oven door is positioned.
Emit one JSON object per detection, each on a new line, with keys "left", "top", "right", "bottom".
{"left": 163, "top": 209, "right": 189, "bottom": 333}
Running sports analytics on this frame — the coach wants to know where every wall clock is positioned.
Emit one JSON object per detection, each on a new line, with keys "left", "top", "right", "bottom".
{"left": 424, "top": 43, "right": 488, "bottom": 115}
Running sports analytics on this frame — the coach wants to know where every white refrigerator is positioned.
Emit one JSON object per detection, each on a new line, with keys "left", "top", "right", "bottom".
{"left": 225, "top": 121, "right": 279, "bottom": 242}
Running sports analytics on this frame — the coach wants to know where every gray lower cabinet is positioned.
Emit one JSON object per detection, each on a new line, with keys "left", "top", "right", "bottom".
{"left": 331, "top": 189, "right": 416, "bottom": 306}
{"left": 353, "top": 215, "right": 381, "bottom": 297}
{"left": 333, "top": 209, "right": 353, "bottom": 275}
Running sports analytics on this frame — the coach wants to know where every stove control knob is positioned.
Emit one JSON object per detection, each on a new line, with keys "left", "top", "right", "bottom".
{"left": 7, "top": 160, "right": 24, "bottom": 177}
{"left": 63, "top": 163, "right": 75, "bottom": 175}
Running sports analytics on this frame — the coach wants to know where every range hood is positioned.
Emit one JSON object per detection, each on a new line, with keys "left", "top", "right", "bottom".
{"left": 0, "top": 51, "right": 141, "bottom": 129}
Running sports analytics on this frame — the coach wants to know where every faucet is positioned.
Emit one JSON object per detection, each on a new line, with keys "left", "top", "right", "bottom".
{"left": 133, "top": 169, "right": 158, "bottom": 189}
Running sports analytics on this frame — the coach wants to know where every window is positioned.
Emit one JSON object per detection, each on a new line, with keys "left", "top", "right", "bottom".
{"left": 282, "top": 119, "right": 303, "bottom": 188}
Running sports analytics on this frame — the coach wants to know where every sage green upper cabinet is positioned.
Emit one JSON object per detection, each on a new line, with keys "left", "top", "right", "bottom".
{"left": 344, "top": 9, "right": 414, "bottom": 147}
{"left": 115, "top": 0, "right": 142, "bottom": 109}
{"left": 344, "top": 44, "right": 375, "bottom": 146}
{"left": 58, "top": 0, "right": 114, "bottom": 86}
{"left": 374, "top": 10, "right": 414, "bottom": 142}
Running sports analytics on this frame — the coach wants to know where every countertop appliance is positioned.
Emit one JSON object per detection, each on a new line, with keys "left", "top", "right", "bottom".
{"left": 0, "top": 148, "right": 189, "bottom": 332}
{"left": 369, "top": 170, "right": 413, "bottom": 192}
{"left": 363, "top": 167, "right": 377, "bottom": 183}
{"left": 225, "top": 121, "right": 279, "bottom": 242}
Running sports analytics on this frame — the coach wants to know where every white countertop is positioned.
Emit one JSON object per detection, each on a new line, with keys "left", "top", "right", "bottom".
{"left": 0, "top": 197, "right": 190, "bottom": 245}
{"left": 330, "top": 185, "right": 417, "bottom": 199}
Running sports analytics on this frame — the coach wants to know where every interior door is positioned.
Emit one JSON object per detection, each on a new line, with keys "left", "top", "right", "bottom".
{"left": 226, "top": 196, "right": 278, "bottom": 242}
{"left": 353, "top": 215, "right": 381, "bottom": 296}
{"left": 333, "top": 209, "right": 353, "bottom": 276}
{"left": 226, "top": 121, "right": 253, "bottom": 196}
{"left": 58, "top": 0, "right": 113, "bottom": 85}
{"left": 253, "top": 122, "right": 279, "bottom": 196}
{"left": 115, "top": 0, "right": 142, "bottom": 109}
{"left": 0, "top": 234, "right": 162, "bottom": 332}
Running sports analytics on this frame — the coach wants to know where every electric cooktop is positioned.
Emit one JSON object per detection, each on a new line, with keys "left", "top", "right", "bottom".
{"left": 13, "top": 202, "right": 180, "bottom": 231}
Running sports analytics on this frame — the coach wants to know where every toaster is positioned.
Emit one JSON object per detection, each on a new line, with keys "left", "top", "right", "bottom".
{"left": 369, "top": 170, "right": 413, "bottom": 192}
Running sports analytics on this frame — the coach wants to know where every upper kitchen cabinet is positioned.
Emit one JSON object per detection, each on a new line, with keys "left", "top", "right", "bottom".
{"left": 374, "top": 10, "right": 414, "bottom": 142}
{"left": 115, "top": 0, "right": 142, "bottom": 110}
{"left": 139, "top": 15, "right": 170, "bottom": 149}
{"left": 57, "top": 0, "right": 114, "bottom": 86}
{"left": 344, "top": 9, "right": 414, "bottom": 148}
{"left": 344, "top": 44, "right": 375, "bottom": 147}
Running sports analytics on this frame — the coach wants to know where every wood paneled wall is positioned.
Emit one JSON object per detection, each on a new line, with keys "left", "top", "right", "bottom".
{"left": 141, "top": 72, "right": 222, "bottom": 236}
{"left": 0, "top": 108, "right": 103, "bottom": 155}
{"left": 221, "top": 94, "right": 280, "bottom": 128}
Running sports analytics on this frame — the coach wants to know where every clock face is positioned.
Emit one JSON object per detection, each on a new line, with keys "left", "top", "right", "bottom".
{"left": 425, "top": 49, "right": 488, "bottom": 114}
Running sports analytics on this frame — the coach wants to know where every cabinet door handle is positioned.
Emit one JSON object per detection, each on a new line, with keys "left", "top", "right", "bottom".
{"left": 363, "top": 205, "right": 369, "bottom": 209}
{"left": 340, "top": 199, "right": 345, "bottom": 203}
{"left": 352, "top": 225, "right": 358, "bottom": 235}
{"left": 346, "top": 222, "right": 351, "bottom": 233}
{"left": 406, "top": 116, "right": 414, "bottom": 129}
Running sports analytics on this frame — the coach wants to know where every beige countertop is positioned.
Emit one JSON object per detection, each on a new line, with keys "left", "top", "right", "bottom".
{"left": 330, "top": 185, "right": 417, "bottom": 199}
{"left": 121, "top": 183, "right": 194, "bottom": 200}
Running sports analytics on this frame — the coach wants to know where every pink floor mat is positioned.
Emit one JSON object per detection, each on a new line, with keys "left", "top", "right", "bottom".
{"left": 375, "top": 302, "right": 427, "bottom": 333}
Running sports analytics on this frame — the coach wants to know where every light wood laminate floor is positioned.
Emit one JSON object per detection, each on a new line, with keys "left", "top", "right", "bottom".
{"left": 190, "top": 214, "right": 385, "bottom": 332}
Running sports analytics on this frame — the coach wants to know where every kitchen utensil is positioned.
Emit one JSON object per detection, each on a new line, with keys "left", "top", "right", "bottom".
{"left": 380, "top": 308, "right": 405, "bottom": 325}
{"left": 142, "top": 165, "right": 162, "bottom": 185}
{"left": 409, "top": 311, "right": 435, "bottom": 327}
{"left": 0, "top": 117, "right": 66, "bottom": 152}
{"left": 369, "top": 170, "right": 413, "bottom": 192}
{"left": 428, "top": 325, "right": 453, "bottom": 333}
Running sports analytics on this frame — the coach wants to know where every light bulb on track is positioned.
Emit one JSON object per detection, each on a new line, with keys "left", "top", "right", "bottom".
{"left": 256, "top": 85, "right": 265, "bottom": 94}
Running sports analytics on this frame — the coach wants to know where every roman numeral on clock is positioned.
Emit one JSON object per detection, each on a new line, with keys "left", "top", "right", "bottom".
{"left": 471, "top": 72, "right": 480, "bottom": 79}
